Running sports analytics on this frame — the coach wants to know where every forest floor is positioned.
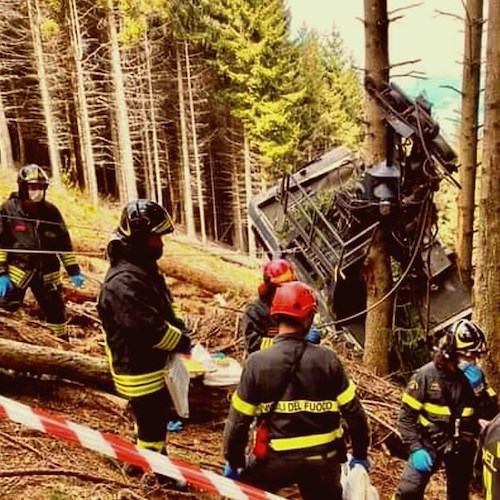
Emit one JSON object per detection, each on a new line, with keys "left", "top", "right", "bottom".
{"left": 0, "top": 176, "right": 484, "bottom": 500}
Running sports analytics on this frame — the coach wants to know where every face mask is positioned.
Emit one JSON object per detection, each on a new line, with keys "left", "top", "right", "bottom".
{"left": 145, "top": 234, "right": 163, "bottom": 261}
{"left": 28, "top": 189, "right": 45, "bottom": 202}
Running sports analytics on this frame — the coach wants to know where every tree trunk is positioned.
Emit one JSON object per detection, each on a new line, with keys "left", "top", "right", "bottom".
{"left": 0, "top": 87, "right": 14, "bottom": 170}
{"left": 185, "top": 41, "right": 206, "bottom": 243}
{"left": 457, "top": 0, "right": 484, "bottom": 288}
{"left": 144, "top": 31, "right": 163, "bottom": 206}
{"left": 27, "top": 0, "right": 61, "bottom": 183}
{"left": 0, "top": 338, "right": 112, "bottom": 391}
{"left": 68, "top": 0, "right": 99, "bottom": 205}
{"left": 106, "top": 0, "right": 137, "bottom": 202}
{"left": 474, "top": 0, "right": 500, "bottom": 394}
{"left": 231, "top": 138, "right": 245, "bottom": 250}
{"left": 176, "top": 43, "right": 195, "bottom": 237}
{"left": 244, "top": 132, "right": 256, "bottom": 257}
{"left": 362, "top": 0, "right": 393, "bottom": 375}
{"left": 140, "top": 85, "right": 155, "bottom": 198}
{"left": 0, "top": 338, "right": 233, "bottom": 422}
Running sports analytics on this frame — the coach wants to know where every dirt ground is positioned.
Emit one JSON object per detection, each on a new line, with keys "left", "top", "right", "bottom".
{"left": 0, "top": 243, "right": 484, "bottom": 500}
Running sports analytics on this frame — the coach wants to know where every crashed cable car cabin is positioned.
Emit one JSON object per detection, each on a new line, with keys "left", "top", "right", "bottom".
{"left": 249, "top": 81, "right": 471, "bottom": 349}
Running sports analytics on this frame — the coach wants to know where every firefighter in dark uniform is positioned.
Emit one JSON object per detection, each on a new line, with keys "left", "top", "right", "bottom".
{"left": 242, "top": 259, "right": 320, "bottom": 355}
{"left": 97, "top": 200, "right": 191, "bottom": 458}
{"left": 0, "top": 164, "right": 85, "bottom": 340}
{"left": 394, "top": 319, "right": 498, "bottom": 500}
{"left": 223, "top": 280, "right": 371, "bottom": 499}
{"left": 482, "top": 412, "right": 500, "bottom": 499}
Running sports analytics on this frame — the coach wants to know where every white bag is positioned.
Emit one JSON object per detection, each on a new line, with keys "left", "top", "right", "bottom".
{"left": 203, "top": 356, "right": 242, "bottom": 386}
{"left": 164, "top": 354, "right": 190, "bottom": 418}
{"left": 341, "top": 461, "right": 379, "bottom": 500}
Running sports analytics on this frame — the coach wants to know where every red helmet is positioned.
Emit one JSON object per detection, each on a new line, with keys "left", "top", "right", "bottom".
{"left": 270, "top": 281, "right": 318, "bottom": 320}
{"left": 263, "top": 259, "right": 295, "bottom": 284}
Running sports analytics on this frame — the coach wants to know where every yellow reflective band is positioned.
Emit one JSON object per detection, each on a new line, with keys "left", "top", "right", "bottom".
{"left": 231, "top": 391, "right": 258, "bottom": 416}
{"left": 46, "top": 322, "right": 67, "bottom": 337}
{"left": 154, "top": 324, "right": 181, "bottom": 350}
{"left": 104, "top": 343, "right": 166, "bottom": 397}
{"left": 273, "top": 268, "right": 295, "bottom": 284}
{"left": 43, "top": 271, "right": 61, "bottom": 285}
{"left": 423, "top": 402, "right": 451, "bottom": 416}
{"left": 487, "top": 387, "right": 496, "bottom": 397}
{"left": 260, "top": 399, "right": 339, "bottom": 414}
{"left": 402, "top": 392, "right": 423, "bottom": 411}
{"left": 61, "top": 254, "right": 78, "bottom": 266}
{"left": 417, "top": 414, "right": 432, "bottom": 427}
{"left": 171, "top": 303, "right": 183, "bottom": 321}
{"left": 9, "top": 265, "right": 29, "bottom": 287}
{"left": 136, "top": 439, "right": 165, "bottom": 452}
{"left": 462, "top": 407, "right": 474, "bottom": 417}
{"left": 113, "top": 373, "right": 165, "bottom": 397}
{"left": 270, "top": 428, "right": 343, "bottom": 452}
{"left": 119, "top": 217, "right": 132, "bottom": 236}
{"left": 152, "top": 217, "right": 173, "bottom": 235}
{"left": 0, "top": 251, "right": 7, "bottom": 262}
{"left": 337, "top": 380, "right": 356, "bottom": 406}
{"left": 260, "top": 337, "right": 274, "bottom": 350}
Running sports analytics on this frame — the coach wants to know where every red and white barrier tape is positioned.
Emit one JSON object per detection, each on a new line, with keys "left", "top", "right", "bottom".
{"left": 0, "top": 394, "right": 283, "bottom": 500}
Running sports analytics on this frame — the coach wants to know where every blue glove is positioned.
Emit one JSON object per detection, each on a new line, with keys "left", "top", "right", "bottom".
{"left": 305, "top": 326, "right": 321, "bottom": 344}
{"left": 70, "top": 273, "right": 85, "bottom": 289}
{"left": 167, "top": 420, "right": 183, "bottom": 432}
{"left": 222, "top": 463, "right": 240, "bottom": 480}
{"left": 0, "top": 275, "right": 13, "bottom": 298}
{"left": 349, "top": 456, "right": 370, "bottom": 472}
{"left": 459, "top": 362, "right": 484, "bottom": 392}
{"left": 409, "top": 448, "right": 433, "bottom": 473}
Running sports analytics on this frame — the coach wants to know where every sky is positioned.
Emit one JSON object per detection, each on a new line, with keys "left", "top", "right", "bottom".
{"left": 286, "top": 0, "right": 474, "bottom": 138}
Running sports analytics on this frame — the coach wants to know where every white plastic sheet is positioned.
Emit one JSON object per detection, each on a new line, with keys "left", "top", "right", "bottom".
{"left": 341, "top": 461, "right": 379, "bottom": 500}
{"left": 164, "top": 354, "right": 190, "bottom": 418}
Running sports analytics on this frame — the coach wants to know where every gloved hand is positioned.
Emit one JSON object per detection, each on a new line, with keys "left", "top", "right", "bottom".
{"left": 70, "top": 273, "right": 85, "bottom": 289}
{"left": 176, "top": 334, "right": 192, "bottom": 355}
{"left": 0, "top": 274, "right": 14, "bottom": 299}
{"left": 222, "top": 463, "right": 240, "bottom": 480}
{"left": 409, "top": 448, "right": 433, "bottom": 473}
{"left": 167, "top": 420, "right": 183, "bottom": 432}
{"left": 459, "top": 362, "right": 484, "bottom": 392}
{"left": 0, "top": 274, "right": 13, "bottom": 298}
{"left": 349, "top": 456, "right": 370, "bottom": 472}
{"left": 305, "top": 326, "right": 321, "bottom": 344}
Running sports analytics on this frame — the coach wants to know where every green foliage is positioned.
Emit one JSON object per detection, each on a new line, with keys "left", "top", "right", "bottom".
{"left": 116, "top": 0, "right": 171, "bottom": 45}
{"left": 197, "top": 0, "right": 303, "bottom": 174}
{"left": 40, "top": 17, "right": 59, "bottom": 37}
{"left": 119, "top": 17, "right": 147, "bottom": 44}
{"left": 434, "top": 178, "right": 458, "bottom": 250}
{"left": 293, "top": 28, "right": 363, "bottom": 161}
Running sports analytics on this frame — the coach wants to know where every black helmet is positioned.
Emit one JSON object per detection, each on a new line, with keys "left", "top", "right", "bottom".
{"left": 117, "top": 199, "right": 174, "bottom": 240}
{"left": 452, "top": 319, "right": 487, "bottom": 354}
{"left": 17, "top": 164, "right": 49, "bottom": 199}
{"left": 439, "top": 319, "right": 487, "bottom": 359}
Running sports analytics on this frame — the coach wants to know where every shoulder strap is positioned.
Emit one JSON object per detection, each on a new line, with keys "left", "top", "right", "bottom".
{"left": 267, "top": 341, "right": 307, "bottom": 417}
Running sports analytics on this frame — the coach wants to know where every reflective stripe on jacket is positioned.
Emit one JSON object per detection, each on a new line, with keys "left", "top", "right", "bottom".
{"left": 97, "top": 255, "right": 188, "bottom": 398}
{"left": 482, "top": 412, "right": 500, "bottom": 500}
{"left": 223, "top": 335, "right": 370, "bottom": 468}
{"left": 398, "top": 361, "right": 498, "bottom": 454}
{"left": 0, "top": 193, "right": 80, "bottom": 283}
